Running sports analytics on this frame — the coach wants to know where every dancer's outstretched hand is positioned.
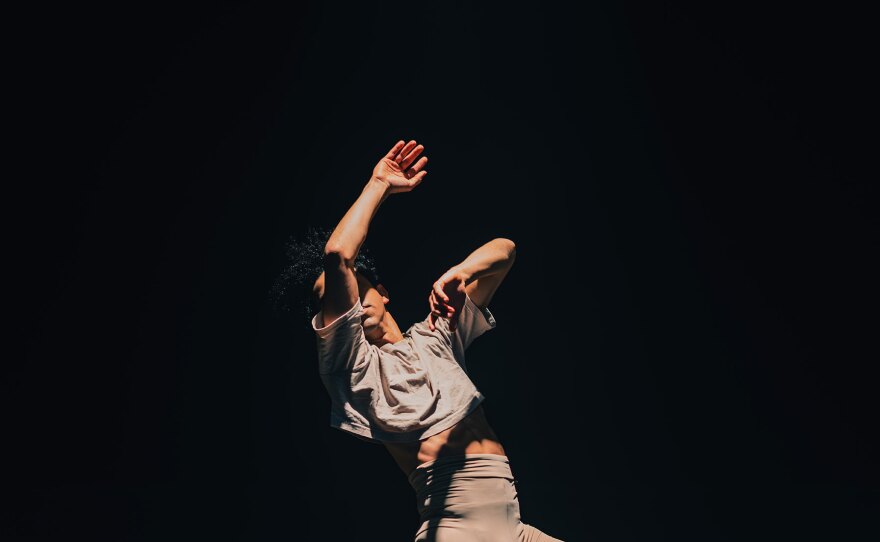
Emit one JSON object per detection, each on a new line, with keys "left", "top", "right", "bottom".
{"left": 428, "top": 268, "right": 469, "bottom": 332}
{"left": 372, "top": 139, "right": 428, "bottom": 194}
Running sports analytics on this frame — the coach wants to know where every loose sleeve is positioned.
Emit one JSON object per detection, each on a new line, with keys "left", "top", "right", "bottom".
{"left": 454, "top": 294, "right": 497, "bottom": 350}
{"left": 311, "top": 299, "right": 374, "bottom": 374}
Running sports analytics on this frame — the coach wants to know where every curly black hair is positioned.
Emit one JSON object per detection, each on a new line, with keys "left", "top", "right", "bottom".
{"left": 270, "top": 227, "right": 381, "bottom": 321}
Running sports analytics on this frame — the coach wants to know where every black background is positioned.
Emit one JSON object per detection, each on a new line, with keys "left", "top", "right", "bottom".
{"left": 6, "top": 2, "right": 878, "bottom": 540}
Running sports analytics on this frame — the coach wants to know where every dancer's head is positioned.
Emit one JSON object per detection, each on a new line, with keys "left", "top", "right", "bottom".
{"left": 271, "top": 227, "right": 386, "bottom": 327}
{"left": 310, "top": 267, "right": 391, "bottom": 341}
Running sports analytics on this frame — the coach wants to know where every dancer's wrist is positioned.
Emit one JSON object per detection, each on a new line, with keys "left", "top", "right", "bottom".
{"left": 448, "top": 265, "right": 474, "bottom": 284}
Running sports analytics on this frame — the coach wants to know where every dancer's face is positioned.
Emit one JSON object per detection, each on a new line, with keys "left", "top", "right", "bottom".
{"left": 355, "top": 272, "right": 390, "bottom": 336}
{"left": 313, "top": 271, "right": 390, "bottom": 336}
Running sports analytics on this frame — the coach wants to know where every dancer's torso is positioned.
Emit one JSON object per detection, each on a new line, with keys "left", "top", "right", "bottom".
{"left": 383, "top": 405, "right": 506, "bottom": 477}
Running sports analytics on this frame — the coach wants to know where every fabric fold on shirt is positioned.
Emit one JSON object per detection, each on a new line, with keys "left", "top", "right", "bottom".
{"left": 311, "top": 294, "right": 496, "bottom": 442}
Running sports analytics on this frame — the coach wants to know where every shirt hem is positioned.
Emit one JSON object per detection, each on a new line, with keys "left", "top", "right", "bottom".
{"left": 328, "top": 390, "right": 485, "bottom": 443}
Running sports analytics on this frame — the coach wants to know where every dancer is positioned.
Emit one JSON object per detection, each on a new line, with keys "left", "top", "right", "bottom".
{"left": 281, "top": 140, "right": 563, "bottom": 541}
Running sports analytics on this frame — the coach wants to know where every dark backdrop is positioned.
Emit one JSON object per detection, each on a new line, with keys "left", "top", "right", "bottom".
{"left": 7, "top": 2, "right": 877, "bottom": 541}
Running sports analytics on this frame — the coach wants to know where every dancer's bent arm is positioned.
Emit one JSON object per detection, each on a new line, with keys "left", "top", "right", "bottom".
{"left": 320, "top": 140, "right": 428, "bottom": 324}
{"left": 429, "top": 238, "right": 516, "bottom": 331}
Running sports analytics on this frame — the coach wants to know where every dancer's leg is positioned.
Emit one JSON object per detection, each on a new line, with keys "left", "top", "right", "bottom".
{"left": 409, "top": 455, "right": 565, "bottom": 542}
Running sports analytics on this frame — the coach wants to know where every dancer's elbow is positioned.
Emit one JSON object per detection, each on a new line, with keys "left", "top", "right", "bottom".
{"left": 323, "top": 243, "right": 356, "bottom": 267}
{"left": 495, "top": 238, "right": 516, "bottom": 264}
{"left": 323, "top": 246, "right": 354, "bottom": 270}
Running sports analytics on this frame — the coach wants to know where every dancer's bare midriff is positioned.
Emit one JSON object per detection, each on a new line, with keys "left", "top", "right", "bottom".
{"left": 384, "top": 405, "right": 507, "bottom": 477}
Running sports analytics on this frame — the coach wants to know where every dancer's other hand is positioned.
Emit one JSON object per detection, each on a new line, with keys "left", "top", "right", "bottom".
{"left": 372, "top": 139, "right": 428, "bottom": 194}
{"left": 428, "top": 268, "right": 469, "bottom": 332}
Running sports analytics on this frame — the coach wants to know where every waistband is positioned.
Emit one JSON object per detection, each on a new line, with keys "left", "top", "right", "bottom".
{"left": 407, "top": 453, "right": 512, "bottom": 490}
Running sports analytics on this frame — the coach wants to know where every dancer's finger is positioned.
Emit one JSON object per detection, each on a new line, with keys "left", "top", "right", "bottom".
{"left": 406, "top": 170, "right": 427, "bottom": 188}
{"left": 394, "top": 140, "right": 417, "bottom": 164}
{"left": 384, "top": 140, "right": 405, "bottom": 159}
{"left": 433, "top": 280, "right": 449, "bottom": 302}
{"left": 407, "top": 156, "right": 428, "bottom": 175}
{"left": 400, "top": 145, "right": 424, "bottom": 170}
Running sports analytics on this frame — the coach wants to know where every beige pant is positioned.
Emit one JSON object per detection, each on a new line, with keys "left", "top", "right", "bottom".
{"left": 407, "top": 454, "right": 564, "bottom": 542}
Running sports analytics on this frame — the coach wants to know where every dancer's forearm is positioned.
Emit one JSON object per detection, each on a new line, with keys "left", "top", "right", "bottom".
{"left": 452, "top": 238, "right": 516, "bottom": 284}
{"left": 325, "top": 177, "right": 391, "bottom": 264}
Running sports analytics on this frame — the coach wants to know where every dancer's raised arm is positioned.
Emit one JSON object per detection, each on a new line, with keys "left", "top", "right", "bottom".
{"left": 320, "top": 139, "right": 428, "bottom": 324}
